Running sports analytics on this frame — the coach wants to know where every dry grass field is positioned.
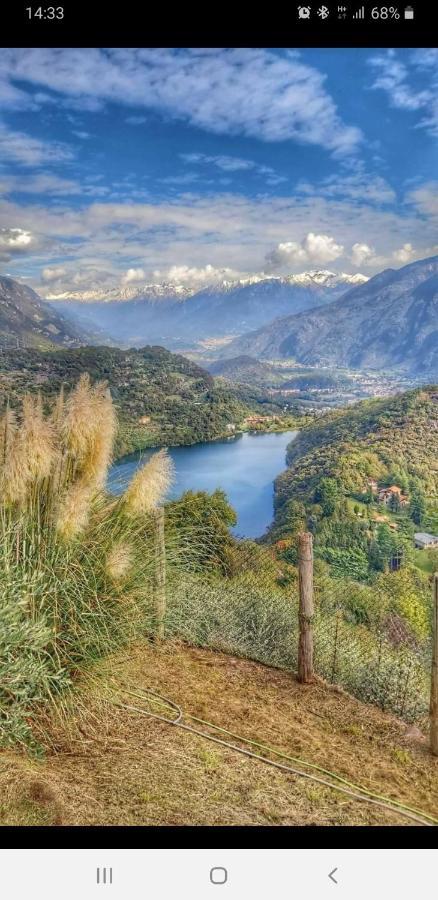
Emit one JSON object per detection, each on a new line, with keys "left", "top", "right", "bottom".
{"left": 1, "top": 641, "right": 437, "bottom": 827}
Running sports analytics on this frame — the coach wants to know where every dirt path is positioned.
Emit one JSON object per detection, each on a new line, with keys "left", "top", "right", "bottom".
{"left": 1, "top": 641, "right": 437, "bottom": 826}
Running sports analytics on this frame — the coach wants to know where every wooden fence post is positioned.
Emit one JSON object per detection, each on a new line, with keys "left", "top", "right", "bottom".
{"left": 154, "top": 506, "right": 166, "bottom": 641}
{"left": 298, "top": 531, "right": 314, "bottom": 684}
{"left": 430, "top": 573, "right": 438, "bottom": 756}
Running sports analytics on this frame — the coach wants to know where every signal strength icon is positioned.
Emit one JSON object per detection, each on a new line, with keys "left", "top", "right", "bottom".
{"left": 353, "top": 5, "right": 365, "bottom": 16}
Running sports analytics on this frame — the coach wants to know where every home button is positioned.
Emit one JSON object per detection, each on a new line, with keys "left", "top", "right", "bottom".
{"left": 210, "top": 867, "right": 228, "bottom": 885}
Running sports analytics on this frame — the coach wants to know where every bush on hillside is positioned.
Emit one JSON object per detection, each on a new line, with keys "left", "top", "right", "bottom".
{"left": 0, "top": 377, "right": 173, "bottom": 748}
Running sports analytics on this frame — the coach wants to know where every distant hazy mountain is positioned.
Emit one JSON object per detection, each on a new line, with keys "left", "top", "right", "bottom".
{"left": 48, "top": 270, "right": 367, "bottom": 349}
{"left": 223, "top": 256, "right": 438, "bottom": 375}
{"left": 0, "top": 275, "right": 87, "bottom": 349}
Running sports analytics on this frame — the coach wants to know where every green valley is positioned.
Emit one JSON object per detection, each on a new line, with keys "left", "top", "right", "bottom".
{"left": 0, "top": 345, "right": 303, "bottom": 458}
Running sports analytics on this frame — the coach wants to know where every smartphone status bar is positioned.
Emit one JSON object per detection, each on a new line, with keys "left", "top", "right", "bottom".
{"left": 2, "top": 0, "right": 430, "bottom": 46}
{"left": 296, "top": 4, "right": 416, "bottom": 19}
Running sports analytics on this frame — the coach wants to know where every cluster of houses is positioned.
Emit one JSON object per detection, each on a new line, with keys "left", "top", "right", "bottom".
{"left": 365, "top": 480, "right": 409, "bottom": 507}
{"left": 244, "top": 414, "right": 282, "bottom": 427}
{"left": 362, "top": 479, "right": 438, "bottom": 550}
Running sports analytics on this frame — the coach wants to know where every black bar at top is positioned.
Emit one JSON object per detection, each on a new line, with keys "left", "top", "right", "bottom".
{"left": 1, "top": 0, "right": 433, "bottom": 48}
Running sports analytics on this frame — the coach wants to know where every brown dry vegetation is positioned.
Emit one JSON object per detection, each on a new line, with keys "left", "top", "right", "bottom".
{"left": 1, "top": 641, "right": 437, "bottom": 827}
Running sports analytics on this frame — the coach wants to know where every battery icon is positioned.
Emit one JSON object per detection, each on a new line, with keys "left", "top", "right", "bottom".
{"left": 404, "top": 5, "right": 414, "bottom": 17}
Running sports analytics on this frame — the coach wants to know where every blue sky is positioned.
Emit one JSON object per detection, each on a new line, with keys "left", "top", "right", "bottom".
{"left": 0, "top": 47, "right": 437, "bottom": 296}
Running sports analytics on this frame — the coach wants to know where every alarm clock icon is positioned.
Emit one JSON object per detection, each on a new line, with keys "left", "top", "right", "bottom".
{"left": 298, "top": 6, "right": 312, "bottom": 17}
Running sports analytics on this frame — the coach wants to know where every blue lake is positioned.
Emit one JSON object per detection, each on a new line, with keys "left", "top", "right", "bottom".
{"left": 108, "top": 430, "right": 297, "bottom": 538}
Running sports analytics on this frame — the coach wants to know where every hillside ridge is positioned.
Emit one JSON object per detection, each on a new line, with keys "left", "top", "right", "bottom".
{"left": 0, "top": 275, "right": 88, "bottom": 349}
{"left": 223, "top": 255, "right": 438, "bottom": 375}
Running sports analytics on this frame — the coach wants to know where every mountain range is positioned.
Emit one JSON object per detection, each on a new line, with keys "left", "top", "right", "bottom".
{"left": 222, "top": 256, "right": 438, "bottom": 375}
{"left": 47, "top": 271, "right": 367, "bottom": 350}
{"left": 3, "top": 257, "right": 438, "bottom": 377}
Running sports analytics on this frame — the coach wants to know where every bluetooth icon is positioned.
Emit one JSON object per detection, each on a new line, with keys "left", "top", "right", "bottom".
{"left": 317, "top": 4, "right": 330, "bottom": 16}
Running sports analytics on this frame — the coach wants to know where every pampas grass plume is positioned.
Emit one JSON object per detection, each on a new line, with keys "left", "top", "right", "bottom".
{"left": 106, "top": 541, "right": 133, "bottom": 583}
{"left": 123, "top": 449, "right": 174, "bottom": 517}
{"left": 21, "top": 394, "right": 56, "bottom": 482}
{"left": 55, "top": 480, "right": 93, "bottom": 540}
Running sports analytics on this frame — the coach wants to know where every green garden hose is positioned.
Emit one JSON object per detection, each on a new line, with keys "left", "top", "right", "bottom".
{"left": 112, "top": 685, "right": 438, "bottom": 827}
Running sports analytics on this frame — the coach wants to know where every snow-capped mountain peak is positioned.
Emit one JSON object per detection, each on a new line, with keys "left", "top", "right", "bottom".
{"left": 281, "top": 270, "right": 368, "bottom": 288}
{"left": 45, "top": 270, "right": 367, "bottom": 303}
{"left": 45, "top": 282, "right": 194, "bottom": 303}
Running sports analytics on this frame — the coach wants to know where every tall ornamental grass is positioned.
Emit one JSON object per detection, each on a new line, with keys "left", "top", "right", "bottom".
{"left": 0, "top": 375, "right": 173, "bottom": 749}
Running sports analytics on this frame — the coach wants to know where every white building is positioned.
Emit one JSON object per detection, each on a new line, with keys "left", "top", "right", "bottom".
{"left": 414, "top": 532, "right": 438, "bottom": 550}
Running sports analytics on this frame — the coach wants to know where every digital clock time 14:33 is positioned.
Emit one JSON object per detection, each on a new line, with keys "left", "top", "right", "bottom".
{"left": 26, "top": 7, "right": 64, "bottom": 19}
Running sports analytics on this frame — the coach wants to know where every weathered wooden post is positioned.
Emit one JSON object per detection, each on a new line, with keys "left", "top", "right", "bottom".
{"left": 430, "top": 573, "right": 438, "bottom": 756}
{"left": 298, "top": 531, "right": 314, "bottom": 683}
{"left": 154, "top": 506, "right": 166, "bottom": 641}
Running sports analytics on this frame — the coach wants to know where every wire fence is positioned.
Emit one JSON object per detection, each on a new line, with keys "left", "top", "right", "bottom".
{"left": 313, "top": 610, "right": 430, "bottom": 725}
{"left": 163, "top": 549, "right": 432, "bottom": 728}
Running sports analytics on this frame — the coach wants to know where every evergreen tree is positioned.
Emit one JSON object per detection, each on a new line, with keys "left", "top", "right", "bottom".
{"left": 315, "top": 477, "right": 340, "bottom": 516}
{"left": 410, "top": 488, "right": 426, "bottom": 526}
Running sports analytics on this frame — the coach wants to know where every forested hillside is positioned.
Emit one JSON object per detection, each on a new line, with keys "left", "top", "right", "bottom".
{"left": 0, "top": 345, "right": 291, "bottom": 456}
{"left": 272, "top": 387, "right": 438, "bottom": 582}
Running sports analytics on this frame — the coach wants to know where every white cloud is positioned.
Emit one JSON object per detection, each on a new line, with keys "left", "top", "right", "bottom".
{"left": 351, "top": 241, "right": 419, "bottom": 269}
{"left": 3, "top": 187, "right": 436, "bottom": 294}
{"left": 0, "top": 228, "right": 32, "bottom": 248}
{"left": 369, "top": 50, "right": 438, "bottom": 137}
{"left": 406, "top": 182, "right": 438, "bottom": 217}
{"left": 152, "top": 264, "right": 240, "bottom": 288}
{"left": 41, "top": 266, "right": 68, "bottom": 282}
{"left": 182, "top": 153, "right": 251, "bottom": 173}
{"left": 0, "top": 173, "right": 81, "bottom": 197}
{"left": 297, "top": 172, "right": 396, "bottom": 205}
{"left": 0, "top": 48, "right": 362, "bottom": 155}
{"left": 41, "top": 261, "right": 244, "bottom": 295}
{"left": 125, "top": 115, "right": 147, "bottom": 125}
{"left": 0, "top": 121, "right": 73, "bottom": 166}
{"left": 180, "top": 152, "right": 287, "bottom": 186}
{"left": 0, "top": 227, "right": 34, "bottom": 260}
{"left": 392, "top": 243, "right": 415, "bottom": 263}
{"left": 42, "top": 263, "right": 119, "bottom": 294}
{"left": 159, "top": 173, "right": 201, "bottom": 187}
{"left": 266, "top": 232, "right": 344, "bottom": 270}
{"left": 351, "top": 242, "right": 376, "bottom": 267}
{"left": 122, "top": 267, "right": 146, "bottom": 283}
{"left": 370, "top": 52, "right": 431, "bottom": 111}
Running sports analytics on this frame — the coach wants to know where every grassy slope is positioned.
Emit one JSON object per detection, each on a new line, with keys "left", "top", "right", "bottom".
{"left": 1, "top": 642, "right": 437, "bottom": 826}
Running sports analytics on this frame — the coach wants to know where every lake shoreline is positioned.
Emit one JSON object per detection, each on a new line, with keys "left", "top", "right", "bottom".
{"left": 109, "top": 430, "right": 298, "bottom": 539}
{"left": 113, "top": 422, "right": 302, "bottom": 464}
